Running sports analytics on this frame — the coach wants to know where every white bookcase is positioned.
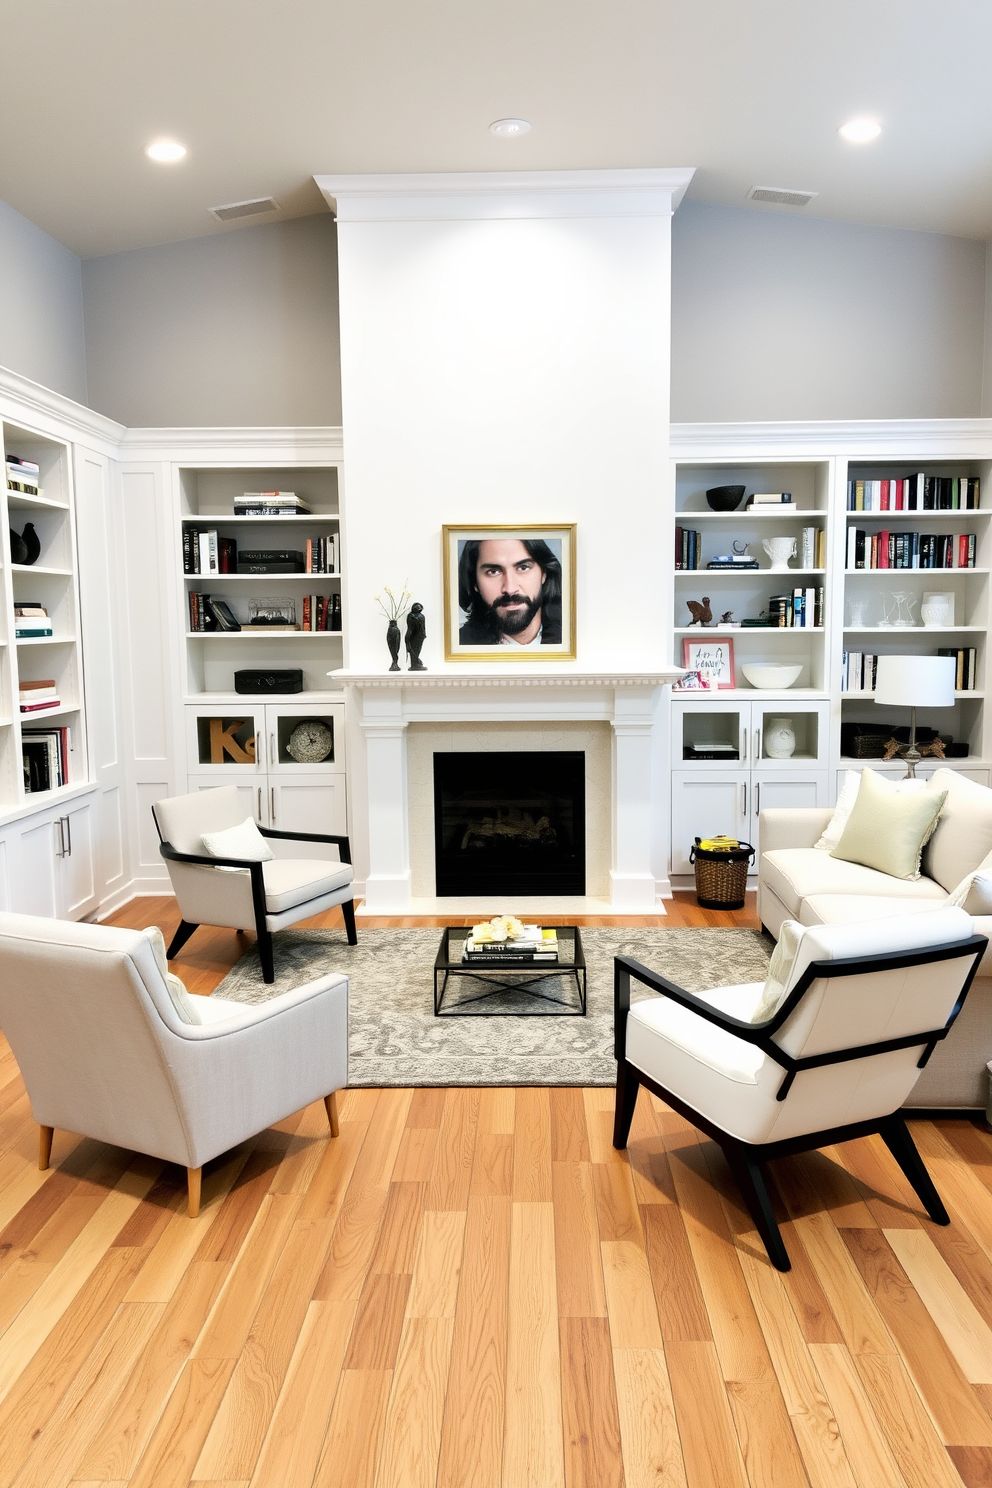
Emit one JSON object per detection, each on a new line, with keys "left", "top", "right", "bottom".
{"left": 666, "top": 425, "right": 992, "bottom": 886}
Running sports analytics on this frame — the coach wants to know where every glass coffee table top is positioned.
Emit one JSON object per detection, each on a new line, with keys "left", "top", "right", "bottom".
{"left": 434, "top": 926, "right": 586, "bottom": 1017}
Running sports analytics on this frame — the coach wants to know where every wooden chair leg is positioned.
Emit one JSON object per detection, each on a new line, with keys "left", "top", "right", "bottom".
{"left": 39, "top": 1125, "right": 53, "bottom": 1171}
{"left": 612, "top": 1060, "right": 641, "bottom": 1149}
{"left": 341, "top": 898, "right": 358, "bottom": 946}
{"left": 187, "top": 1166, "right": 202, "bottom": 1218}
{"left": 324, "top": 1092, "right": 340, "bottom": 1137}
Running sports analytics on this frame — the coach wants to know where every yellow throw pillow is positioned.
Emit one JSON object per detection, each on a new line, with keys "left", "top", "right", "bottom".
{"left": 830, "top": 769, "right": 947, "bottom": 881}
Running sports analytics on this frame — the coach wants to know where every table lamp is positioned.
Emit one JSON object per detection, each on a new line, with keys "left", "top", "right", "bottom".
{"left": 874, "top": 654, "right": 956, "bottom": 777}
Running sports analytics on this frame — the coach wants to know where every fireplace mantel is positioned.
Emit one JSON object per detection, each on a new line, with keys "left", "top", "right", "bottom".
{"left": 334, "top": 666, "right": 682, "bottom": 914}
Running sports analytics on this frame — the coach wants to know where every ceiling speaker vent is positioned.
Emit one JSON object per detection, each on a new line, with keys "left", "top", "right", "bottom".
{"left": 209, "top": 196, "right": 280, "bottom": 222}
{"left": 747, "top": 186, "right": 818, "bottom": 208}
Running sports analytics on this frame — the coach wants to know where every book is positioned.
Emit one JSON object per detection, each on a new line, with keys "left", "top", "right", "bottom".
{"left": 20, "top": 698, "right": 61, "bottom": 713}
{"left": 198, "top": 529, "right": 219, "bottom": 576}
{"left": 19, "top": 678, "right": 57, "bottom": 694}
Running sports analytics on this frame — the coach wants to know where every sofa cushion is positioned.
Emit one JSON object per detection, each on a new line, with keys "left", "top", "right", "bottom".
{"left": 831, "top": 769, "right": 946, "bottom": 880}
{"left": 762, "top": 848, "right": 948, "bottom": 919}
{"left": 801, "top": 894, "right": 992, "bottom": 975}
{"left": 262, "top": 858, "right": 354, "bottom": 914}
{"left": 201, "top": 816, "right": 274, "bottom": 863}
{"left": 924, "top": 769, "right": 992, "bottom": 892}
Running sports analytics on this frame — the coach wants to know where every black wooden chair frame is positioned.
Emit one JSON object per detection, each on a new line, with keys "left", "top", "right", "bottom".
{"left": 613, "top": 934, "right": 988, "bottom": 1270}
{"left": 154, "top": 824, "right": 357, "bottom": 983}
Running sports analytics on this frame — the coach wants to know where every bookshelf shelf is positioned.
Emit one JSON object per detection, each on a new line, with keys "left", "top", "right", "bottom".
{"left": 185, "top": 630, "right": 344, "bottom": 640}
{"left": 843, "top": 625, "right": 984, "bottom": 634}
{"left": 181, "top": 514, "right": 340, "bottom": 526}
{"left": 11, "top": 564, "right": 72, "bottom": 576}
{"left": 15, "top": 634, "right": 76, "bottom": 645}
{"left": 184, "top": 572, "right": 341, "bottom": 582}
{"left": 674, "top": 568, "right": 827, "bottom": 578}
{"left": 6, "top": 492, "right": 70, "bottom": 513}
{"left": 673, "top": 626, "right": 825, "bottom": 635}
{"left": 846, "top": 509, "right": 992, "bottom": 521}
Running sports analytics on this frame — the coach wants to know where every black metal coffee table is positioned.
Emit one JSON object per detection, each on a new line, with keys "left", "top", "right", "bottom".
{"left": 433, "top": 926, "right": 586, "bottom": 1016}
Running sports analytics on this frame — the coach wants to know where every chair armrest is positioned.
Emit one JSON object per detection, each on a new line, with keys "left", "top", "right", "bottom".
{"left": 614, "top": 953, "right": 762, "bottom": 1062}
{"left": 182, "top": 972, "right": 349, "bottom": 1038}
{"left": 259, "top": 828, "right": 352, "bottom": 864}
{"left": 159, "top": 840, "right": 264, "bottom": 874}
{"left": 758, "top": 808, "right": 833, "bottom": 855}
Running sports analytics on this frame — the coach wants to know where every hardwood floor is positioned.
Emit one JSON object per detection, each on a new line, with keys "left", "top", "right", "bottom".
{"left": 4, "top": 893, "right": 992, "bottom": 1486}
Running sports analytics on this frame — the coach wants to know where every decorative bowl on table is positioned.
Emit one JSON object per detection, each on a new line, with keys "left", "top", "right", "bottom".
{"left": 740, "top": 663, "right": 803, "bottom": 690}
{"left": 705, "top": 484, "right": 746, "bottom": 512}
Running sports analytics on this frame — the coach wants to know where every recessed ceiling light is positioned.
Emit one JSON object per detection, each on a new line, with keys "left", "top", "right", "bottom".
{"left": 490, "top": 118, "right": 531, "bottom": 138}
{"left": 838, "top": 117, "right": 882, "bottom": 144}
{"left": 145, "top": 139, "right": 187, "bottom": 163}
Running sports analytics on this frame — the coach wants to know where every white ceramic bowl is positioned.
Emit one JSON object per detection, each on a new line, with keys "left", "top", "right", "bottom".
{"left": 741, "top": 663, "right": 803, "bottom": 690}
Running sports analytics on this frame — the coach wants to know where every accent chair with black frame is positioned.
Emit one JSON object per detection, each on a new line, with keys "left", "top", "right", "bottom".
{"left": 612, "top": 907, "right": 987, "bottom": 1271}
{"left": 152, "top": 785, "right": 358, "bottom": 984}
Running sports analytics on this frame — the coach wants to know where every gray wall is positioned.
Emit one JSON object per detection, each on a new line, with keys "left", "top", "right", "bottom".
{"left": 671, "top": 201, "right": 987, "bottom": 422}
{"left": 0, "top": 196, "right": 87, "bottom": 404}
{"left": 82, "top": 215, "right": 341, "bottom": 427}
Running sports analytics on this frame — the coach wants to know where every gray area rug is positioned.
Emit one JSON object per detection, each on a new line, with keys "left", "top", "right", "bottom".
{"left": 210, "top": 926, "right": 773, "bottom": 1086}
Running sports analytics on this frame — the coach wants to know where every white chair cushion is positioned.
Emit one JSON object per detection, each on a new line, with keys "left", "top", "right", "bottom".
{"left": 154, "top": 785, "right": 247, "bottom": 855}
{"left": 142, "top": 925, "right": 201, "bottom": 1025}
{"left": 628, "top": 982, "right": 768, "bottom": 1084}
{"left": 262, "top": 858, "right": 354, "bottom": 914}
{"left": 762, "top": 847, "right": 948, "bottom": 918}
{"left": 924, "top": 769, "right": 992, "bottom": 892}
{"left": 201, "top": 817, "right": 274, "bottom": 863}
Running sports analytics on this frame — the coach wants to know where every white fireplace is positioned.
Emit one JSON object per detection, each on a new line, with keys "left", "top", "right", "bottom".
{"left": 337, "top": 668, "right": 680, "bottom": 914}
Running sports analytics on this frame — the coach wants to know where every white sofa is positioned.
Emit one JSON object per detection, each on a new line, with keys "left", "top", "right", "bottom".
{"left": 758, "top": 767, "right": 992, "bottom": 1109}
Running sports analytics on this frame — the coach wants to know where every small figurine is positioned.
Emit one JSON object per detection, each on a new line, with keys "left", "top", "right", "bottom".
{"left": 720, "top": 610, "right": 734, "bottom": 625}
{"left": 883, "top": 735, "right": 945, "bottom": 762}
{"left": 405, "top": 602, "right": 427, "bottom": 670}
{"left": 686, "top": 597, "right": 712, "bottom": 627}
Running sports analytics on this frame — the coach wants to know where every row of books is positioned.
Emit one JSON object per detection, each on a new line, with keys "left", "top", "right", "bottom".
{"left": 769, "top": 588, "right": 824, "bottom": 628}
{"left": 14, "top": 603, "right": 52, "bottom": 638}
{"left": 22, "top": 726, "right": 71, "bottom": 793}
{"left": 19, "top": 678, "right": 61, "bottom": 714}
{"left": 847, "top": 529, "right": 976, "bottom": 570}
{"left": 234, "top": 491, "right": 311, "bottom": 516}
{"left": 6, "top": 455, "right": 40, "bottom": 496}
{"left": 847, "top": 476, "right": 981, "bottom": 511}
{"left": 675, "top": 528, "right": 702, "bottom": 569}
{"left": 841, "top": 649, "right": 978, "bottom": 692}
{"left": 677, "top": 526, "right": 827, "bottom": 570}
{"left": 301, "top": 594, "right": 342, "bottom": 631}
{"left": 183, "top": 530, "right": 340, "bottom": 575}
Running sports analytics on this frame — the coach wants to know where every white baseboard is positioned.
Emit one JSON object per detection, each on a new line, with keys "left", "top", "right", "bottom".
{"left": 95, "top": 880, "right": 176, "bottom": 920}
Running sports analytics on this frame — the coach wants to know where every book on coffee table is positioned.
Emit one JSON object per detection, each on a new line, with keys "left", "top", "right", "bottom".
{"left": 463, "top": 927, "right": 559, "bottom": 963}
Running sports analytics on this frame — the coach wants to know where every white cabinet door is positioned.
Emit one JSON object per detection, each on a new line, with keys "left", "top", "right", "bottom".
{"left": 56, "top": 802, "right": 97, "bottom": 919}
{"left": 269, "top": 775, "right": 348, "bottom": 841}
{"left": 187, "top": 773, "right": 261, "bottom": 822}
{"left": 264, "top": 704, "right": 346, "bottom": 774}
{"left": 13, "top": 817, "right": 59, "bottom": 917}
{"left": 670, "top": 770, "right": 747, "bottom": 875}
{"left": 751, "top": 769, "right": 829, "bottom": 866}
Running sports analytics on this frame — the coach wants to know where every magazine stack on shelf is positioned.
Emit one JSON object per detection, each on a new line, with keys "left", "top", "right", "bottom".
{"left": 22, "top": 725, "right": 71, "bottom": 793}
{"left": 234, "top": 491, "right": 311, "bottom": 516}
{"left": 462, "top": 920, "right": 559, "bottom": 964}
{"left": 6, "top": 454, "right": 40, "bottom": 495}
{"left": 14, "top": 603, "right": 52, "bottom": 638}
{"left": 19, "top": 678, "right": 60, "bottom": 713}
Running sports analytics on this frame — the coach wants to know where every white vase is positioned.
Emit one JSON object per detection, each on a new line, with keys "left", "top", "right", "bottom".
{"left": 764, "top": 717, "right": 796, "bottom": 759}
{"left": 763, "top": 536, "right": 797, "bottom": 572}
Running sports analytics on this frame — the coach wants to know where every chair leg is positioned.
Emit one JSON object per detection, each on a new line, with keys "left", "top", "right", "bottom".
{"left": 324, "top": 1092, "right": 340, "bottom": 1136}
{"left": 258, "top": 929, "right": 275, "bottom": 984}
{"left": 166, "top": 919, "right": 199, "bottom": 959}
{"left": 341, "top": 898, "right": 358, "bottom": 946}
{"left": 880, "top": 1115, "right": 950, "bottom": 1225}
{"left": 723, "top": 1144, "right": 791, "bottom": 1271}
{"left": 187, "top": 1167, "right": 202, "bottom": 1218}
{"left": 613, "top": 1060, "right": 641, "bottom": 1149}
{"left": 39, "top": 1125, "right": 53, "bottom": 1171}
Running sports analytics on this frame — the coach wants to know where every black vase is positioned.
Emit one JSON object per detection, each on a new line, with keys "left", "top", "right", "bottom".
{"left": 386, "top": 619, "right": 401, "bottom": 671}
{"left": 21, "top": 523, "right": 41, "bottom": 565}
{"left": 9, "top": 528, "right": 28, "bottom": 564}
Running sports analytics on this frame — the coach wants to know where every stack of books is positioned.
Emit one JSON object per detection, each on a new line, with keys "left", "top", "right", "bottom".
{"left": 6, "top": 455, "right": 40, "bottom": 495}
{"left": 936, "top": 647, "right": 978, "bottom": 691}
{"left": 183, "top": 529, "right": 237, "bottom": 575}
{"left": 768, "top": 588, "right": 823, "bottom": 628}
{"left": 801, "top": 526, "right": 827, "bottom": 568}
{"left": 301, "top": 594, "right": 342, "bottom": 631}
{"left": 748, "top": 492, "right": 793, "bottom": 508}
{"left": 706, "top": 554, "right": 759, "bottom": 570}
{"left": 462, "top": 927, "right": 559, "bottom": 963}
{"left": 19, "top": 678, "right": 60, "bottom": 713}
{"left": 841, "top": 653, "right": 879, "bottom": 693}
{"left": 22, "top": 725, "right": 71, "bottom": 793}
{"left": 234, "top": 491, "right": 311, "bottom": 516}
{"left": 675, "top": 527, "right": 701, "bottom": 570}
{"left": 14, "top": 604, "right": 52, "bottom": 638}
{"left": 305, "top": 536, "right": 339, "bottom": 573}
{"left": 847, "top": 476, "right": 980, "bottom": 511}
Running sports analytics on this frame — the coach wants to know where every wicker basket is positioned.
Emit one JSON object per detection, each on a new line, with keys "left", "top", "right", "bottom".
{"left": 847, "top": 732, "right": 890, "bottom": 759}
{"left": 690, "top": 839, "right": 755, "bottom": 910}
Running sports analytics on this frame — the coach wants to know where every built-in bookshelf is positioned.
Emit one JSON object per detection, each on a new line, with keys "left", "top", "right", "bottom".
{"left": 0, "top": 420, "right": 88, "bottom": 810}
{"left": 177, "top": 464, "right": 345, "bottom": 697}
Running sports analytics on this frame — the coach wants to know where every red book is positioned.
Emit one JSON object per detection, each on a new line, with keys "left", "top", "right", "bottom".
{"left": 878, "top": 530, "right": 889, "bottom": 568}
{"left": 302, "top": 595, "right": 311, "bottom": 631}
{"left": 20, "top": 698, "right": 61, "bottom": 713}
{"left": 880, "top": 479, "right": 889, "bottom": 511}
{"left": 895, "top": 479, "right": 905, "bottom": 511}
{"left": 306, "top": 538, "right": 312, "bottom": 574}
{"left": 959, "top": 533, "right": 969, "bottom": 568}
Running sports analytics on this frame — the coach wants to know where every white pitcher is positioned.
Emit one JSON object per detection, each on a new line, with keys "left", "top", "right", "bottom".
{"left": 764, "top": 717, "right": 796, "bottom": 759}
{"left": 762, "top": 536, "right": 797, "bottom": 572}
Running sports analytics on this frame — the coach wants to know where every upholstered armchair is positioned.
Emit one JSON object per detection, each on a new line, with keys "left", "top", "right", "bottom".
{"left": 152, "top": 784, "right": 358, "bottom": 982}
{"left": 0, "top": 912, "right": 349, "bottom": 1216}
{"left": 613, "top": 907, "right": 986, "bottom": 1270}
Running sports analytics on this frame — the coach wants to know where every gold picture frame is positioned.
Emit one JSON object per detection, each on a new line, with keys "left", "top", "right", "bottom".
{"left": 443, "top": 524, "right": 577, "bottom": 661}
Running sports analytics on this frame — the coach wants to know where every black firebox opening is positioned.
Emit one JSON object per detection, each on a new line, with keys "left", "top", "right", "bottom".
{"left": 433, "top": 751, "right": 586, "bottom": 897}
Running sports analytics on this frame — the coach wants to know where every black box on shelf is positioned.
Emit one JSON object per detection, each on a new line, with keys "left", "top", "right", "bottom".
{"left": 234, "top": 669, "right": 304, "bottom": 695}
{"left": 236, "top": 549, "right": 305, "bottom": 574}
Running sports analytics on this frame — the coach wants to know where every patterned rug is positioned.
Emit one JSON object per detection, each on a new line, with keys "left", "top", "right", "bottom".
{"left": 210, "top": 926, "right": 773, "bottom": 1086}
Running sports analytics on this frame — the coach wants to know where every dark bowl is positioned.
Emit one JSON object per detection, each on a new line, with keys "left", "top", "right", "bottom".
{"left": 706, "top": 484, "right": 746, "bottom": 512}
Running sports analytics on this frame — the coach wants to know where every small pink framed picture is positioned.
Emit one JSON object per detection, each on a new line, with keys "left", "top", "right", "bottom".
{"left": 682, "top": 637, "right": 735, "bottom": 690}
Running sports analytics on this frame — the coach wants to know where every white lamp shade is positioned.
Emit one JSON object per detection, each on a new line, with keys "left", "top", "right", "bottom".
{"left": 874, "top": 654, "right": 956, "bottom": 708}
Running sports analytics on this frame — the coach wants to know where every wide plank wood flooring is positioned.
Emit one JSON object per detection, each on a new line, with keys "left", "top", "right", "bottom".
{"left": 2, "top": 894, "right": 992, "bottom": 1486}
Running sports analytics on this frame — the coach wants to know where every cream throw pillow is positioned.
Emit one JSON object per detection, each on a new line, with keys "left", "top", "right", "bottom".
{"left": 814, "top": 770, "right": 861, "bottom": 850}
{"left": 831, "top": 768, "right": 947, "bottom": 880}
{"left": 143, "top": 926, "right": 201, "bottom": 1025}
{"left": 752, "top": 919, "right": 804, "bottom": 1023}
{"left": 947, "top": 869, "right": 992, "bottom": 915}
{"left": 201, "top": 817, "right": 274, "bottom": 863}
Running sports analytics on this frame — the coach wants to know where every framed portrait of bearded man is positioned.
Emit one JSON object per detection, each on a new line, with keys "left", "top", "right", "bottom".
{"left": 442, "top": 524, "right": 577, "bottom": 661}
